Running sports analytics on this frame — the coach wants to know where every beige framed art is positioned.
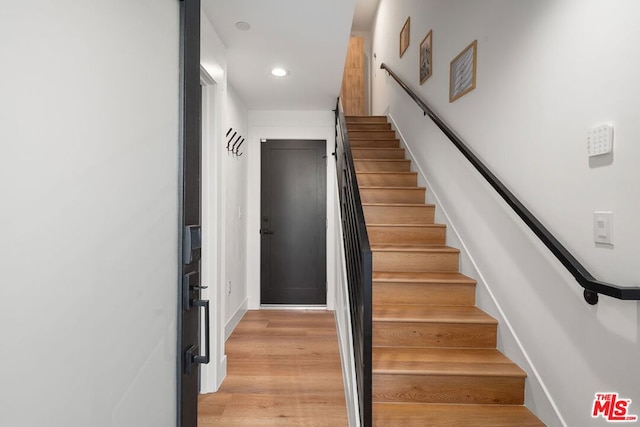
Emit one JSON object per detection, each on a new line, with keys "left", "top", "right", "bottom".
{"left": 449, "top": 40, "right": 477, "bottom": 102}
{"left": 399, "top": 17, "right": 410, "bottom": 58}
{"left": 419, "top": 30, "right": 433, "bottom": 84}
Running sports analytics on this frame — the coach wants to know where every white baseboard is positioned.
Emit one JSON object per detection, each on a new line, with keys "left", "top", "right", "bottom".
{"left": 216, "top": 355, "right": 227, "bottom": 391}
{"left": 225, "top": 298, "right": 248, "bottom": 340}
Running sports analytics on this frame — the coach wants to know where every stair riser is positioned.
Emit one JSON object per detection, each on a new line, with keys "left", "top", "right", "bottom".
{"left": 373, "top": 282, "right": 476, "bottom": 306}
{"left": 355, "top": 160, "right": 411, "bottom": 172}
{"left": 349, "top": 130, "right": 397, "bottom": 139}
{"left": 350, "top": 139, "right": 400, "bottom": 148}
{"left": 361, "top": 188, "right": 425, "bottom": 204}
{"left": 373, "top": 374, "right": 525, "bottom": 405}
{"left": 373, "top": 403, "right": 545, "bottom": 427}
{"left": 364, "top": 205, "right": 435, "bottom": 224}
{"left": 346, "top": 116, "right": 388, "bottom": 123}
{"left": 373, "top": 322, "right": 497, "bottom": 348}
{"left": 373, "top": 250, "right": 458, "bottom": 272}
{"left": 357, "top": 173, "right": 417, "bottom": 187}
{"left": 352, "top": 148, "right": 405, "bottom": 159}
{"left": 368, "top": 226, "right": 446, "bottom": 245}
{"left": 347, "top": 123, "right": 392, "bottom": 131}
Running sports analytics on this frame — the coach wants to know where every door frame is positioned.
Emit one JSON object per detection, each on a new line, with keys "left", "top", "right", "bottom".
{"left": 245, "top": 122, "right": 338, "bottom": 311}
{"left": 199, "top": 67, "right": 226, "bottom": 393}
{"left": 259, "top": 139, "right": 328, "bottom": 306}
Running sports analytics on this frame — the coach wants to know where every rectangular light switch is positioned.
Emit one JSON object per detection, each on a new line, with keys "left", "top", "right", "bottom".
{"left": 593, "top": 211, "right": 613, "bottom": 245}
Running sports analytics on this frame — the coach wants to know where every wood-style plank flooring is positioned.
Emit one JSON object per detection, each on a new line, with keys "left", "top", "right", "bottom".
{"left": 198, "top": 310, "right": 348, "bottom": 426}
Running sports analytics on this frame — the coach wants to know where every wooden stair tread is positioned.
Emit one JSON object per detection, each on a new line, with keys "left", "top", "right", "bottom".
{"left": 352, "top": 148, "right": 404, "bottom": 151}
{"left": 355, "top": 159, "right": 409, "bottom": 162}
{"left": 350, "top": 139, "right": 400, "bottom": 143}
{"left": 373, "top": 348, "right": 526, "bottom": 377}
{"left": 350, "top": 135, "right": 398, "bottom": 139}
{"left": 373, "top": 304, "right": 497, "bottom": 324}
{"left": 367, "top": 223, "right": 445, "bottom": 229}
{"left": 360, "top": 186, "right": 425, "bottom": 190}
{"left": 373, "top": 271, "right": 475, "bottom": 284}
{"left": 370, "top": 244, "right": 459, "bottom": 253}
{"left": 373, "top": 403, "right": 545, "bottom": 426}
{"left": 364, "top": 202, "right": 435, "bottom": 207}
{"left": 357, "top": 171, "right": 417, "bottom": 175}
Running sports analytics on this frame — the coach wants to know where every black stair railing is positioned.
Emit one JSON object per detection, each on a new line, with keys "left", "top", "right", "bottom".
{"left": 380, "top": 62, "right": 640, "bottom": 305}
{"left": 334, "top": 98, "right": 373, "bottom": 426}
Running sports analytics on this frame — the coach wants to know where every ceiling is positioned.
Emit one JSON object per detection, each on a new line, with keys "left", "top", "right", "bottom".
{"left": 352, "top": 0, "right": 381, "bottom": 32}
{"left": 202, "top": 0, "right": 380, "bottom": 111}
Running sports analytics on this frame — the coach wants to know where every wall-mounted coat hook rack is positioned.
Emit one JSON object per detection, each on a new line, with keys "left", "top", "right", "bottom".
{"left": 225, "top": 127, "right": 245, "bottom": 157}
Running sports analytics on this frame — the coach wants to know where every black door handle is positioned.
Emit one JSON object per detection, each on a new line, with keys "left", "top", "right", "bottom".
{"left": 184, "top": 299, "right": 210, "bottom": 374}
{"left": 261, "top": 229, "right": 274, "bottom": 235}
{"left": 192, "top": 299, "right": 210, "bottom": 365}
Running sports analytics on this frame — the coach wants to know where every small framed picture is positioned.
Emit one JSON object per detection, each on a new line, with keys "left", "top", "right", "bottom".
{"left": 450, "top": 40, "right": 477, "bottom": 102}
{"left": 419, "top": 30, "right": 433, "bottom": 84}
{"left": 399, "top": 17, "right": 410, "bottom": 58}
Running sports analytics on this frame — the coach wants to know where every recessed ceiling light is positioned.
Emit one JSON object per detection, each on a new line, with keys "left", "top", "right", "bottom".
{"left": 270, "top": 68, "right": 288, "bottom": 77}
{"left": 235, "top": 21, "right": 250, "bottom": 31}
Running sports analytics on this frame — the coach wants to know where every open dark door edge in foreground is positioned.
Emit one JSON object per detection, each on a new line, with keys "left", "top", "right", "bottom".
{"left": 178, "top": 1, "right": 207, "bottom": 426}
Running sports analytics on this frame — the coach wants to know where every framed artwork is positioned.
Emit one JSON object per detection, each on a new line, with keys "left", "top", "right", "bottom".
{"left": 449, "top": 40, "right": 477, "bottom": 102}
{"left": 419, "top": 30, "right": 433, "bottom": 84}
{"left": 399, "top": 17, "right": 410, "bottom": 58}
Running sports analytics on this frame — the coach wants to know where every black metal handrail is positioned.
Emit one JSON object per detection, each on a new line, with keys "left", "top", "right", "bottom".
{"left": 335, "top": 98, "right": 373, "bottom": 425}
{"left": 381, "top": 62, "right": 640, "bottom": 305}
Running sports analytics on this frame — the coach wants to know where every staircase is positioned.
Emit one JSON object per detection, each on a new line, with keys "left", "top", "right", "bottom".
{"left": 346, "top": 116, "right": 545, "bottom": 427}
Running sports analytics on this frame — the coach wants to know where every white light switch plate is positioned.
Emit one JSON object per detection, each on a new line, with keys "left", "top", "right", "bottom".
{"left": 593, "top": 211, "right": 613, "bottom": 245}
{"left": 587, "top": 124, "right": 613, "bottom": 157}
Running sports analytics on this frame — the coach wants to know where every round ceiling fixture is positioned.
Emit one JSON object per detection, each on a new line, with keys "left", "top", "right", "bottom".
{"left": 235, "top": 21, "right": 251, "bottom": 31}
{"left": 270, "top": 68, "right": 288, "bottom": 77}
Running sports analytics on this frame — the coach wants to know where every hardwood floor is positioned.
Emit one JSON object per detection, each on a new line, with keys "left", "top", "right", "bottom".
{"left": 198, "top": 310, "right": 349, "bottom": 426}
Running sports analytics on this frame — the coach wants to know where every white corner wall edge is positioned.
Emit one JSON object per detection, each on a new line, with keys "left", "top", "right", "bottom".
{"left": 388, "top": 114, "right": 567, "bottom": 427}
{"left": 225, "top": 298, "right": 248, "bottom": 340}
{"left": 333, "top": 175, "right": 361, "bottom": 427}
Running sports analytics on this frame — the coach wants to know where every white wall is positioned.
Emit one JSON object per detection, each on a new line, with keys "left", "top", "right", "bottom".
{"left": 223, "top": 85, "right": 249, "bottom": 337}
{"left": 0, "top": 1, "right": 179, "bottom": 426}
{"left": 246, "top": 111, "right": 337, "bottom": 309}
{"left": 199, "top": 13, "right": 250, "bottom": 390}
{"left": 371, "top": 1, "right": 640, "bottom": 426}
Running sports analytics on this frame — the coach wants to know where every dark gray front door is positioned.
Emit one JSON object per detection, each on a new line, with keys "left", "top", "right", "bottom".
{"left": 261, "top": 139, "right": 327, "bottom": 305}
{"left": 178, "top": 0, "right": 208, "bottom": 426}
